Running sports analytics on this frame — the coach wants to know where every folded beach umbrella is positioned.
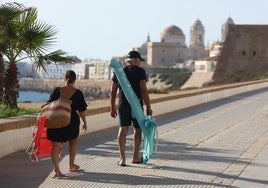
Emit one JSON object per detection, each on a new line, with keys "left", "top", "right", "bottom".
{"left": 143, "top": 115, "right": 158, "bottom": 163}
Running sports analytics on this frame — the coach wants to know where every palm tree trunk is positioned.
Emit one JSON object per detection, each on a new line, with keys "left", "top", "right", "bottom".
{"left": 0, "top": 53, "right": 5, "bottom": 105}
{"left": 4, "top": 62, "right": 19, "bottom": 108}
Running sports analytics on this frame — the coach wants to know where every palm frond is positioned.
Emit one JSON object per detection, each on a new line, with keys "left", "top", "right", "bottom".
{"left": 0, "top": 2, "right": 73, "bottom": 108}
{"left": 13, "top": 6, "right": 57, "bottom": 55}
{"left": 25, "top": 21, "right": 58, "bottom": 53}
{"left": 0, "top": 2, "right": 25, "bottom": 20}
{"left": 0, "top": 2, "right": 62, "bottom": 65}
{"left": 33, "top": 50, "right": 74, "bottom": 70}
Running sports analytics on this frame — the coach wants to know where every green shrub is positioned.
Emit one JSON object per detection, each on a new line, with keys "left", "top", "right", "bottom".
{"left": 0, "top": 105, "right": 40, "bottom": 118}
{"left": 152, "top": 79, "right": 158, "bottom": 84}
{"left": 148, "top": 87, "right": 170, "bottom": 94}
{"left": 159, "top": 74, "right": 171, "bottom": 82}
{"left": 165, "top": 72, "right": 192, "bottom": 89}
{"left": 148, "top": 72, "right": 191, "bottom": 90}
{"left": 209, "top": 71, "right": 268, "bottom": 86}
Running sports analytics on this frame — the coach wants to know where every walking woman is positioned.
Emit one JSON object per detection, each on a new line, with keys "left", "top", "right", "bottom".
{"left": 46, "top": 70, "right": 87, "bottom": 177}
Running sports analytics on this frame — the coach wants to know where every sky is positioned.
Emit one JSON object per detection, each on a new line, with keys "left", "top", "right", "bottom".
{"left": 3, "top": 0, "right": 268, "bottom": 61}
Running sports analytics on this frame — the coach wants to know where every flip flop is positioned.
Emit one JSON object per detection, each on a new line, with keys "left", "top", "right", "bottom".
{"left": 132, "top": 157, "right": 143, "bottom": 164}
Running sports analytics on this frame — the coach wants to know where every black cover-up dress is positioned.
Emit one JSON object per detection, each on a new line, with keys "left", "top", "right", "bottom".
{"left": 46, "top": 87, "right": 87, "bottom": 142}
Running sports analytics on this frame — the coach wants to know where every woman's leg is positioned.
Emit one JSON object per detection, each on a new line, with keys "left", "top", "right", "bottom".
{"left": 69, "top": 138, "right": 79, "bottom": 171}
{"left": 51, "top": 141, "right": 62, "bottom": 176}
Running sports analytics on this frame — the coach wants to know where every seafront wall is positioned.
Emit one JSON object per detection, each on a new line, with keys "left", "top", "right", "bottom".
{"left": 1, "top": 80, "right": 268, "bottom": 159}
{"left": 19, "top": 78, "right": 112, "bottom": 99}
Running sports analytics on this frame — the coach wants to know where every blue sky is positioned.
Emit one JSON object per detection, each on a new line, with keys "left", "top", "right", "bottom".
{"left": 6, "top": 0, "right": 268, "bottom": 60}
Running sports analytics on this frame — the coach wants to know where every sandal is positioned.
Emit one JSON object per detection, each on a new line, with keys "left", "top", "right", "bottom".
{"left": 117, "top": 161, "right": 126, "bottom": 167}
{"left": 69, "top": 164, "right": 80, "bottom": 172}
{"left": 132, "top": 157, "right": 143, "bottom": 164}
{"left": 53, "top": 170, "right": 63, "bottom": 178}
{"left": 117, "top": 158, "right": 126, "bottom": 167}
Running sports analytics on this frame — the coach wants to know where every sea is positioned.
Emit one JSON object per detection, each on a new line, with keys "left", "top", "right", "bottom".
{"left": 18, "top": 91, "right": 50, "bottom": 102}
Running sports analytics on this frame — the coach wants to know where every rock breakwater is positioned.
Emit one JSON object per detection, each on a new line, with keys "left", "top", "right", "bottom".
{"left": 19, "top": 78, "right": 112, "bottom": 99}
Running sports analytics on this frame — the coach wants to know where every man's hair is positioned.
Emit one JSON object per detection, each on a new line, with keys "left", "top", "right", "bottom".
{"left": 127, "top": 58, "right": 135, "bottom": 63}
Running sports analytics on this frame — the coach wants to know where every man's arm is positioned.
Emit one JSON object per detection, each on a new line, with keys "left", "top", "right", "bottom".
{"left": 140, "top": 80, "right": 153, "bottom": 115}
{"left": 110, "top": 81, "right": 118, "bottom": 118}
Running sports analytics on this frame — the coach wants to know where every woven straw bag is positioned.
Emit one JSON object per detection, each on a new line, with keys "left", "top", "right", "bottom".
{"left": 41, "top": 98, "right": 72, "bottom": 129}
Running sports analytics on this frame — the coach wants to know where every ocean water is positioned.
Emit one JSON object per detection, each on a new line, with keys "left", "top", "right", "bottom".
{"left": 18, "top": 91, "right": 50, "bottom": 102}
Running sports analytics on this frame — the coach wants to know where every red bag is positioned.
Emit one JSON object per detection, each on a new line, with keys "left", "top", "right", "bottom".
{"left": 26, "top": 116, "right": 62, "bottom": 162}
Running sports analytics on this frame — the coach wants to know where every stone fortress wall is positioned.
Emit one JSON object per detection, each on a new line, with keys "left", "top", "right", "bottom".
{"left": 213, "top": 25, "right": 268, "bottom": 79}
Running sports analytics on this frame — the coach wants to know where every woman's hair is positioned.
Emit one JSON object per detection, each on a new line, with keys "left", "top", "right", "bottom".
{"left": 65, "top": 70, "right": 76, "bottom": 84}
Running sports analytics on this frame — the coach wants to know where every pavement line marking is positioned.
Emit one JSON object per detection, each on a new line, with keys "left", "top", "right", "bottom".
{"left": 158, "top": 92, "right": 264, "bottom": 138}
{"left": 211, "top": 131, "right": 268, "bottom": 186}
{"left": 187, "top": 104, "right": 268, "bottom": 148}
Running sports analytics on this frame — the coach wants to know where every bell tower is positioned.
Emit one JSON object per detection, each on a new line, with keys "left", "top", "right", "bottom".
{"left": 221, "top": 17, "right": 235, "bottom": 42}
{"left": 190, "top": 19, "right": 205, "bottom": 48}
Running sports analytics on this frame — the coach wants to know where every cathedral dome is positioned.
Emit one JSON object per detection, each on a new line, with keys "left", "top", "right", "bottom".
{"left": 160, "top": 25, "right": 186, "bottom": 45}
{"left": 162, "top": 25, "right": 184, "bottom": 36}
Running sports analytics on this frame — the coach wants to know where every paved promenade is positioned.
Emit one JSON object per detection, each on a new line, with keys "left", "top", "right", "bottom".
{"left": 1, "top": 88, "right": 268, "bottom": 187}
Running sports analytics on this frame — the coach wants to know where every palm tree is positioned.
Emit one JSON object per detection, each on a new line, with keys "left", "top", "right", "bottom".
{"left": 0, "top": 3, "right": 72, "bottom": 108}
{"left": 0, "top": 2, "right": 21, "bottom": 105}
{"left": 0, "top": 53, "right": 4, "bottom": 104}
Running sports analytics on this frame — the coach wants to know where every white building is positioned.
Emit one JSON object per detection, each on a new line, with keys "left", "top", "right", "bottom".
{"left": 73, "top": 63, "right": 87, "bottom": 79}
{"left": 194, "top": 57, "right": 217, "bottom": 72}
{"left": 86, "top": 59, "right": 111, "bottom": 80}
{"left": 18, "top": 58, "right": 112, "bottom": 80}
{"left": 17, "top": 61, "right": 34, "bottom": 78}
{"left": 209, "top": 42, "right": 223, "bottom": 57}
{"left": 38, "top": 63, "right": 74, "bottom": 79}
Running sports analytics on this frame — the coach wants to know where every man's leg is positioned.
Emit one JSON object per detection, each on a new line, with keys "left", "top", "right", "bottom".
{"left": 132, "top": 127, "right": 142, "bottom": 163}
{"left": 117, "top": 126, "right": 129, "bottom": 165}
